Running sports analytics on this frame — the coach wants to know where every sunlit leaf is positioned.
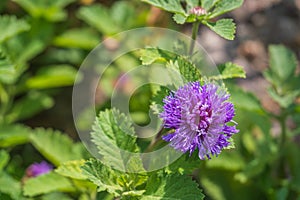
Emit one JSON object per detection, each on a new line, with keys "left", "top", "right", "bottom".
{"left": 23, "top": 172, "right": 74, "bottom": 197}
{"left": 53, "top": 28, "right": 99, "bottom": 50}
{"left": 26, "top": 65, "right": 78, "bottom": 89}
{"left": 0, "top": 124, "right": 31, "bottom": 147}
{"left": 81, "top": 159, "right": 146, "bottom": 197}
{"left": 210, "top": 0, "right": 244, "bottom": 18}
{"left": 205, "top": 18, "right": 236, "bottom": 40}
{"left": 141, "top": 173, "right": 204, "bottom": 200}
{"left": 141, "top": 0, "right": 185, "bottom": 14}
{"left": 55, "top": 160, "right": 87, "bottom": 180}
{"left": 13, "top": 0, "right": 75, "bottom": 22}
{"left": 0, "top": 15, "right": 30, "bottom": 43}
{"left": 29, "top": 128, "right": 85, "bottom": 166}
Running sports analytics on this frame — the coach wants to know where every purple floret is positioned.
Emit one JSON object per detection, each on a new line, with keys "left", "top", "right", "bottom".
{"left": 26, "top": 161, "right": 53, "bottom": 177}
{"left": 160, "top": 82, "right": 238, "bottom": 159}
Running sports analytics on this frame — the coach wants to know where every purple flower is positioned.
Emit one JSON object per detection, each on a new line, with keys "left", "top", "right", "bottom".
{"left": 160, "top": 82, "right": 238, "bottom": 159}
{"left": 26, "top": 161, "right": 53, "bottom": 177}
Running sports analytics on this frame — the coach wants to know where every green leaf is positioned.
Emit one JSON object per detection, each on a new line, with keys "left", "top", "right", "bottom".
{"left": 0, "top": 48, "right": 17, "bottom": 84}
{"left": 150, "top": 87, "right": 170, "bottom": 114}
{"left": 0, "top": 150, "right": 9, "bottom": 171}
{"left": 141, "top": 174, "right": 204, "bottom": 200}
{"left": 268, "top": 45, "right": 297, "bottom": 82}
{"left": 7, "top": 91, "right": 54, "bottom": 123}
{"left": 140, "top": 47, "right": 174, "bottom": 65}
{"left": 177, "top": 56, "right": 202, "bottom": 82}
{"left": 141, "top": 0, "right": 185, "bottom": 14}
{"left": 227, "top": 84, "right": 262, "bottom": 112}
{"left": 0, "top": 15, "right": 30, "bottom": 43}
{"left": 13, "top": 0, "right": 75, "bottom": 22}
{"left": 268, "top": 88, "right": 300, "bottom": 108}
{"left": 210, "top": 62, "right": 246, "bottom": 79}
{"left": 0, "top": 172, "right": 22, "bottom": 199}
{"left": 91, "top": 109, "right": 144, "bottom": 172}
{"left": 173, "top": 13, "right": 187, "bottom": 24}
{"left": 164, "top": 153, "right": 202, "bottom": 175}
{"left": 53, "top": 28, "right": 99, "bottom": 50}
{"left": 205, "top": 151, "right": 245, "bottom": 171}
{"left": 210, "top": 0, "right": 244, "bottom": 18}
{"left": 77, "top": 5, "right": 120, "bottom": 35}
{"left": 41, "top": 192, "right": 73, "bottom": 200}
{"left": 186, "top": 0, "right": 199, "bottom": 7}
{"left": 81, "top": 159, "right": 146, "bottom": 197}
{"left": 55, "top": 160, "right": 87, "bottom": 180}
{"left": 23, "top": 172, "right": 74, "bottom": 197}
{"left": 26, "top": 65, "right": 78, "bottom": 89}
{"left": 201, "top": 0, "right": 218, "bottom": 11}
{"left": 29, "top": 128, "right": 85, "bottom": 166}
{"left": 205, "top": 19, "right": 236, "bottom": 40}
{"left": 0, "top": 124, "right": 31, "bottom": 147}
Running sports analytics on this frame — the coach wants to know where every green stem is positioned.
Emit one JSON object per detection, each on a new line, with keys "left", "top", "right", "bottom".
{"left": 189, "top": 21, "right": 200, "bottom": 55}
{"left": 279, "top": 116, "right": 287, "bottom": 149}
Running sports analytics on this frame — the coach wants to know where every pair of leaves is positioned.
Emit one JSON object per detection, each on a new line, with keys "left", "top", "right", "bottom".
{"left": 263, "top": 45, "right": 299, "bottom": 108}
{"left": 142, "top": 0, "right": 243, "bottom": 40}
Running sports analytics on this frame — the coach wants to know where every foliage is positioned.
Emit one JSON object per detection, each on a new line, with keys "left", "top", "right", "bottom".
{"left": 2, "top": 0, "right": 300, "bottom": 200}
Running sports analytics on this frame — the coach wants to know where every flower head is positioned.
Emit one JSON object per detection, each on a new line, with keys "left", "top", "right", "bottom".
{"left": 160, "top": 82, "right": 238, "bottom": 159}
{"left": 189, "top": 6, "right": 207, "bottom": 16}
{"left": 26, "top": 161, "right": 53, "bottom": 177}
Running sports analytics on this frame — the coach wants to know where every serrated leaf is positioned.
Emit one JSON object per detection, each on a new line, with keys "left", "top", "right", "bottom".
{"left": 0, "top": 124, "right": 31, "bottom": 147}
{"left": 55, "top": 160, "right": 87, "bottom": 180}
{"left": 140, "top": 47, "right": 174, "bottom": 65}
{"left": 0, "top": 172, "right": 22, "bottom": 199}
{"left": 0, "top": 15, "right": 30, "bottom": 43}
{"left": 205, "top": 18, "right": 236, "bottom": 40}
{"left": 268, "top": 45, "right": 297, "bottom": 82}
{"left": 6, "top": 91, "right": 54, "bottom": 123}
{"left": 201, "top": 0, "right": 218, "bottom": 11}
{"left": 0, "top": 150, "right": 9, "bottom": 171}
{"left": 210, "top": 62, "right": 246, "bottom": 79}
{"left": 77, "top": 5, "right": 120, "bottom": 35}
{"left": 173, "top": 13, "right": 187, "bottom": 24}
{"left": 141, "top": 174, "right": 204, "bottom": 200}
{"left": 23, "top": 172, "right": 74, "bottom": 197}
{"left": 150, "top": 87, "right": 170, "bottom": 114}
{"left": 29, "top": 128, "right": 85, "bottom": 166}
{"left": 142, "top": 0, "right": 185, "bottom": 14}
{"left": 91, "top": 109, "right": 144, "bottom": 172}
{"left": 53, "top": 28, "right": 99, "bottom": 50}
{"left": 210, "top": 0, "right": 244, "bottom": 18}
{"left": 26, "top": 65, "right": 78, "bottom": 89}
{"left": 13, "top": 0, "right": 75, "bottom": 22}
{"left": 0, "top": 48, "right": 17, "bottom": 84}
{"left": 177, "top": 56, "right": 202, "bottom": 82}
{"left": 81, "top": 159, "right": 146, "bottom": 197}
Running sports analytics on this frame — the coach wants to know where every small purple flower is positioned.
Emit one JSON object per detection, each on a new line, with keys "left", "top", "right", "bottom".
{"left": 26, "top": 161, "right": 53, "bottom": 177}
{"left": 160, "top": 82, "right": 238, "bottom": 159}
